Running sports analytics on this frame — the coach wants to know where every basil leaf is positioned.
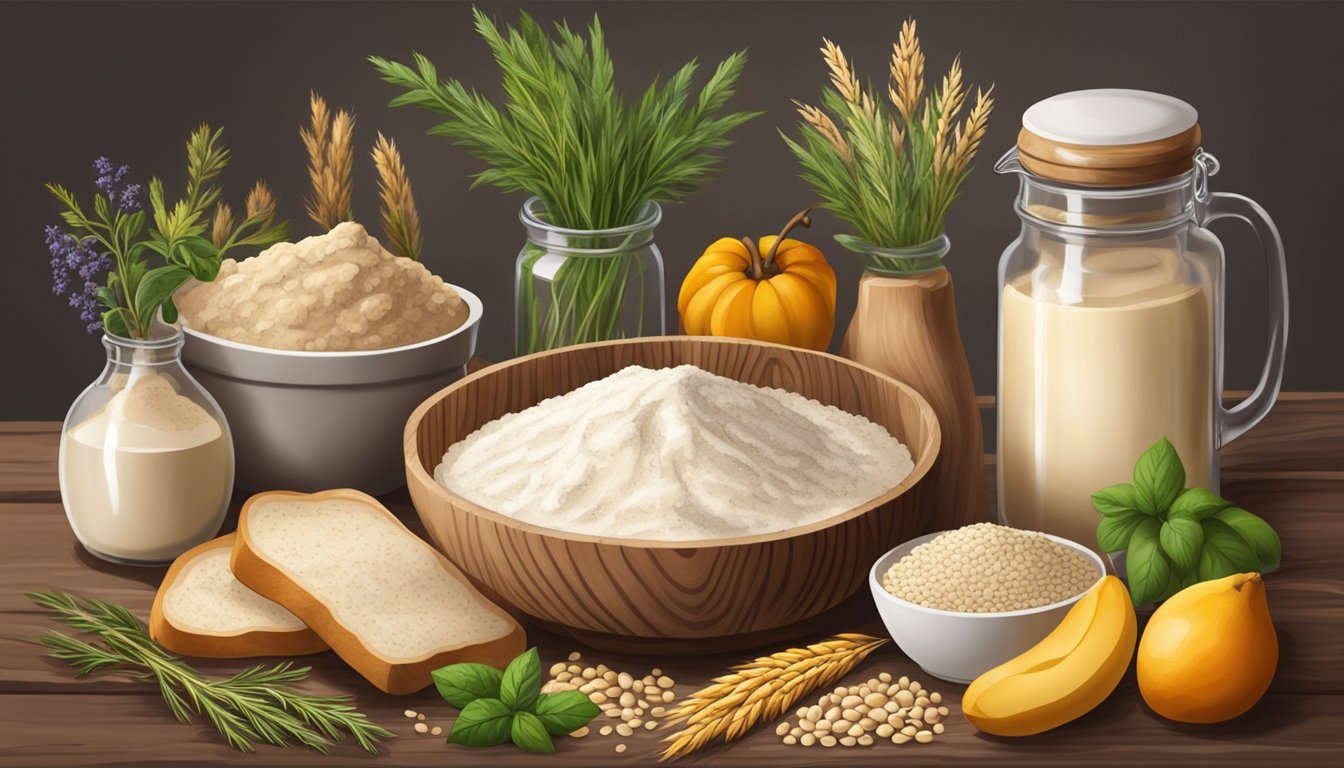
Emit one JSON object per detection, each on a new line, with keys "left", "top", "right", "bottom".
{"left": 1169, "top": 487, "right": 1230, "bottom": 521}
{"left": 1159, "top": 516, "right": 1204, "bottom": 576}
{"left": 1214, "top": 507, "right": 1282, "bottom": 570}
{"left": 1198, "top": 518, "right": 1260, "bottom": 582}
{"left": 133, "top": 265, "right": 192, "bottom": 329}
{"left": 1125, "top": 518, "right": 1172, "bottom": 606}
{"left": 448, "top": 698, "right": 513, "bottom": 748}
{"left": 509, "top": 711, "right": 555, "bottom": 753}
{"left": 1092, "top": 483, "right": 1142, "bottom": 517}
{"left": 499, "top": 648, "right": 541, "bottom": 712}
{"left": 1097, "top": 509, "right": 1147, "bottom": 553}
{"left": 432, "top": 663, "right": 503, "bottom": 709}
{"left": 1132, "top": 437, "right": 1185, "bottom": 515}
{"left": 535, "top": 690, "right": 601, "bottom": 736}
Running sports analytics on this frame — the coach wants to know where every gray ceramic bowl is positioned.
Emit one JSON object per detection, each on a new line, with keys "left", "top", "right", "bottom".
{"left": 869, "top": 530, "right": 1105, "bottom": 684}
{"left": 180, "top": 286, "right": 482, "bottom": 495}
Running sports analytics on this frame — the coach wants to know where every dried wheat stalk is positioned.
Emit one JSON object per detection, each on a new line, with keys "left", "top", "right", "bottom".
{"left": 245, "top": 181, "right": 278, "bottom": 227}
{"left": 210, "top": 202, "right": 234, "bottom": 248}
{"left": 930, "top": 57, "right": 966, "bottom": 177}
{"left": 658, "top": 633, "right": 889, "bottom": 761}
{"left": 301, "top": 92, "right": 354, "bottom": 231}
{"left": 821, "top": 38, "right": 875, "bottom": 117}
{"left": 889, "top": 17, "right": 925, "bottom": 127}
{"left": 371, "top": 132, "right": 423, "bottom": 261}
{"left": 794, "top": 100, "right": 852, "bottom": 166}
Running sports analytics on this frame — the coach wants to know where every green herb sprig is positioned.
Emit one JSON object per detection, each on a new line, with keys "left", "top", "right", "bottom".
{"left": 46, "top": 125, "right": 289, "bottom": 339}
{"left": 1093, "top": 438, "right": 1282, "bottom": 606}
{"left": 433, "top": 647, "right": 600, "bottom": 753}
{"left": 27, "top": 591, "right": 393, "bottom": 754}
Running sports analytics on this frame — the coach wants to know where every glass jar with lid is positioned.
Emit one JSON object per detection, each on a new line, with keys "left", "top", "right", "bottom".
{"left": 995, "top": 89, "right": 1287, "bottom": 552}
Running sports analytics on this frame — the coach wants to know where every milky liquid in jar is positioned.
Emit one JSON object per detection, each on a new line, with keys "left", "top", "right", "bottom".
{"left": 60, "top": 372, "right": 232, "bottom": 562}
{"left": 999, "top": 245, "right": 1214, "bottom": 549}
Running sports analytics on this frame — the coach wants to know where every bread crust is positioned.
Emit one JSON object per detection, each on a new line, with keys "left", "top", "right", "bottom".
{"left": 231, "top": 488, "right": 526, "bottom": 695}
{"left": 150, "top": 534, "right": 328, "bottom": 659}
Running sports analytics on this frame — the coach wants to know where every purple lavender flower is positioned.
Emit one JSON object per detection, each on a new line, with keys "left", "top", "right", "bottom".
{"left": 92, "top": 156, "right": 142, "bottom": 213}
{"left": 46, "top": 225, "right": 112, "bottom": 334}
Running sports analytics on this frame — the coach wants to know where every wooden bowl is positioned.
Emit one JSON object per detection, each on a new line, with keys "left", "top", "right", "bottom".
{"left": 404, "top": 337, "right": 940, "bottom": 649}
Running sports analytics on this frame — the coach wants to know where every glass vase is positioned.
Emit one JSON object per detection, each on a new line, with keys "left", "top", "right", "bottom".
{"left": 515, "top": 197, "right": 665, "bottom": 354}
{"left": 58, "top": 327, "right": 234, "bottom": 565}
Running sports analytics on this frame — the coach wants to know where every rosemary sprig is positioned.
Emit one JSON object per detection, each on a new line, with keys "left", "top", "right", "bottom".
{"left": 27, "top": 591, "right": 394, "bottom": 755}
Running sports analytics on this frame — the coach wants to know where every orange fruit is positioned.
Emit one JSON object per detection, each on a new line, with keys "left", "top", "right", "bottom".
{"left": 1137, "top": 572, "right": 1278, "bottom": 723}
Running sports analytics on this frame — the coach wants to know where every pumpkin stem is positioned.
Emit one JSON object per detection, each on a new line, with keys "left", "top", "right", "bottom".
{"left": 763, "top": 205, "right": 818, "bottom": 271}
{"left": 742, "top": 236, "right": 765, "bottom": 281}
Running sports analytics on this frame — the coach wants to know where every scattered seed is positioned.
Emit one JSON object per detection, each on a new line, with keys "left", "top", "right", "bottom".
{"left": 783, "top": 735, "right": 797, "bottom": 745}
{"left": 840, "top": 736, "right": 858, "bottom": 747}
{"left": 414, "top": 722, "right": 428, "bottom": 734}
{"left": 568, "top": 651, "right": 582, "bottom": 661}
{"left": 776, "top": 723, "right": 790, "bottom": 736}
{"left": 431, "top": 726, "right": 442, "bottom": 736}
{"left": 616, "top": 724, "right": 633, "bottom": 737}
{"left": 933, "top": 723, "right": 945, "bottom": 734}
{"left": 916, "top": 730, "right": 934, "bottom": 744}
{"left": 801, "top": 733, "right": 817, "bottom": 747}
{"left": 615, "top": 743, "right": 627, "bottom": 753}
{"left": 403, "top": 709, "right": 417, "bottom": 719}
{"left": 820, "top": 735, "right": 838, "bottom": 747}
{"left": 600, "top": 725, "right": 613, "bottom": 736}
{"left": 570, "top": 726, "right": 589, "bottom": 738}
{"left": 859, "top": 734, "right": 875, "bottom": 746}
{"left": 893, "top": 733, "right": 912, "bottom": 744}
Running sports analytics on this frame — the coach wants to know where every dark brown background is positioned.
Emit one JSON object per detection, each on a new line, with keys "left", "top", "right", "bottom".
{"left": 3, "top": 0, "right": 1340, "bottom": 422}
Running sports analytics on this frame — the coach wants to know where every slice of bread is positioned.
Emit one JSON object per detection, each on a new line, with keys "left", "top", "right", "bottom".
{"left": 231, "top": 489, "right": 525, "bottom": 695}
{"left": 150, "top": 534, "right": 327, "bottom": 658}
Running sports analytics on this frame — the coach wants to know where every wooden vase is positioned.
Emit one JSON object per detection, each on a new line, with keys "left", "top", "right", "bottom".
{"left": 841, "top": 266, "right": 989, "bottom": 531}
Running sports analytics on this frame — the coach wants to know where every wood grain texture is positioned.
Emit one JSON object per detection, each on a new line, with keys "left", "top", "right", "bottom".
{"left": 404, "top": 337, "right": 941, "bottom": 645}
{"left": 841, "top": 268, "right": 989, "bottom": 530}
{"left": 1017, "top": 124, "right": 1201, "bottom": 187}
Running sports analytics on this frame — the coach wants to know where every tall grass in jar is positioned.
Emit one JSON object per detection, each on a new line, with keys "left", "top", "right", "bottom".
{"left": 371, "top": 8, "right": 760, "bottom": 353}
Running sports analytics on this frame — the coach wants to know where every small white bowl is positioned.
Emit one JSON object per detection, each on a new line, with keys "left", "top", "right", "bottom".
{"left": 180, "top": 285, "right": 482, "bottom": 495}
{"left": 869, "top": 530, "right": 1105, "bottom": 684}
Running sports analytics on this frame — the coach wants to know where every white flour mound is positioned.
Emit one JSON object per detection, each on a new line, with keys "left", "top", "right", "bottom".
{"left": 434, "top": 364, "right": 913, "bottom": 540}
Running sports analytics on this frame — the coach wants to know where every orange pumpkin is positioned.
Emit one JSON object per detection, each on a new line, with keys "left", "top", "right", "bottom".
{"left": 677, "top": 207, "right": 837, "bottom": 351}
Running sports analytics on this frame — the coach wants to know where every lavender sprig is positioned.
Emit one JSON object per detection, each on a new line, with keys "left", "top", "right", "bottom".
{"left": 46, "top": 225, "right": 111, "bottom": 334}
{"left": 93, "top": 157, "right": 143, "bottom": 213}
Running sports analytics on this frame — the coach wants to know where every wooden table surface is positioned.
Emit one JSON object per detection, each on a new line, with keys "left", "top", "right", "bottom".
{"left": 2, "top": 392, "right": 1342, "bottom": 766}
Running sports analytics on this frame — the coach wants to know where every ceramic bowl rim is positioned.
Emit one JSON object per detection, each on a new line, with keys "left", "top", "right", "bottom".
{"left": 179, "top": 283, "right": 483, "bottom": 359}
{"left": 869, "top": 529, "right": 1107, "bottom": 620}
{"left": 405, "top": 336, "right": 942, "bottom": 550}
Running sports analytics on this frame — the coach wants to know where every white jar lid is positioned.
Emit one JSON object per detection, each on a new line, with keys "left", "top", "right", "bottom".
{"left": 1022, "top": 89, "right": 1198, "bottom": 146}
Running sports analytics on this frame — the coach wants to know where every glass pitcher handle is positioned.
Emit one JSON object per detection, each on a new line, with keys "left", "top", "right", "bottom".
{"left": 1203, "top": 192, "right": 1290, "bottom": 447}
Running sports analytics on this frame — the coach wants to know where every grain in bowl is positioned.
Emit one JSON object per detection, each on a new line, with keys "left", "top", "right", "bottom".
{"left": 881, "top": 523, "right": 1100, "bottom": 612}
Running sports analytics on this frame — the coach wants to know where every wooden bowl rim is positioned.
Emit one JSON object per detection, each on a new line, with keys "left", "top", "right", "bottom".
{"left": 403, "top": 336, "right": 942, "bottom": 550}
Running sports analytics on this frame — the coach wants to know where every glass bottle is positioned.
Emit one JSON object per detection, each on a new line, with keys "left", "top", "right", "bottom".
{"left": 515, "top": 197, "right": 666, "bottom": 354}
{"left": 58, "top": 328, "right": 234, "bottom": 564}
{"left": 995, "top": 90, "right": 1288, "bottom": 553}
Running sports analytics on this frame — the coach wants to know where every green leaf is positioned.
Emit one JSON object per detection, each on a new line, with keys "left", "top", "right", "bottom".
{"left": 1198, "top": 518, "right": 1261, "bottom": 582}
{"left": 177, "top": 236, "right": 222, "bottom": 281}
{"left": 1132, "top": 437, "right": 1185, "bottom": 515}
{"left": 1091, "top": 483, "right": 1143, "bottom": 517}
{"left": 1159, "top": 516, "right": 1205, "bottom": 575}
{"left": 534, "top": 690, "right": 600, "bottom": 735}
{"left": 133, "top": 265, "right": 192, "bottom": 329}
{"left": 160, "top": 297, "right": 179, "bottom": 325}
{"left": 448, "top": 698, "right": 513, "bottom": 748}
{"left": 102, "top": 308, "right": 130, "bottom": 337}
{"left": 432, "top": 663, "right": 503, "bottom": 709}
{"left": 509, "top": 711, "right": 555, "bottom": 753}
{"left": 1169, "top": 487, "right": 1230, "bottom": 521}
{"left": 1097, "top": 509, "right": 1147, "bottom": 553}
{"left": 499, "top": 648, "right": 541, "bottom": 712}
{"left": 1214, "top": 507, "right": 1282, "bottom": 570}
{"left": 1125, "top": 518, "right": 1172, "bottom": 606}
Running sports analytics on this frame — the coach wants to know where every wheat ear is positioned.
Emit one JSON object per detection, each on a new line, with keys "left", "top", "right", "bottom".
{"left": 931, "top": 56, "right": 966, "bottom": 177}
{"left": 244, "top": 181, "right": 277, "bottom": 227}
{"left": 326, "top": 109, "right": 355, "bottom": 228}
{"left": 210, "top": 203, "right": 234, "bottom": 248}
{"left": 794, "top": 100, "right": 852, "bottom": 166}
{"left": 947, "top": 86, "right": 995, "bottom": 178}
{"left": 658, "top": 633, "right": 888, "bottom": 761}
{"left": 372, "top": 132, "right": 424, "bottom": 261}
{"left": 889, "top": 17, "right": 925, "bottom": 128}
{"left": 300, "top": 92, "right": 332, "bottom": 229}
{"left": 821, "top": 38, "right": 875, "bottom": 117}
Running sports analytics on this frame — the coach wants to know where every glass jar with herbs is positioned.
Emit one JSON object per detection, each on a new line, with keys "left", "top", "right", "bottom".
{"left": 45, "top": 128, "right": 287, "bottom": 563}
{"left": 371, "top": 8, "right": 759, "bottom": 353}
